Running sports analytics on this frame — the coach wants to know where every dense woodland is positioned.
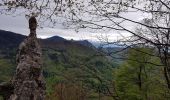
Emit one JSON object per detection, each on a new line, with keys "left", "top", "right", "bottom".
{"left": 1, "top": 0, "right": 170, "bottom": 100}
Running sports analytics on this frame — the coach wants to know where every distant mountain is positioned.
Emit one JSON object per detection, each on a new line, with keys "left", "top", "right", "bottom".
{"left": 46, "top": 36, "right": 66, "bottom": 42}
{"left": 0, "top": 30, "right": 95, "bottom": 49}
{"left": 0, "top": 30, "right": 25, "bottom": 48}
{"left": 0, "top": 30, "right": 107, "bottom": 82}
{"left": 74, "top": 40, "right": 95, "bottom": 48}
{"left": 46, "top": 35, "right": 95, "bottom": 48}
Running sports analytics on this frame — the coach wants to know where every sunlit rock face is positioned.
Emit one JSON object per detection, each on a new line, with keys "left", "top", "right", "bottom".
{"left": 9, "top": 17, "right": 46, "bottom": 100}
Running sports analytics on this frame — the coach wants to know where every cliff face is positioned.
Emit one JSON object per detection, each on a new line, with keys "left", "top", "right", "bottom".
{"left": 8, "top": 17, "right": 46, "bottom": 100}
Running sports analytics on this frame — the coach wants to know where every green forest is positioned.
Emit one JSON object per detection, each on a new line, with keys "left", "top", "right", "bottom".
{"left": 0, "top": 30, "right": 169, "bottom": 100}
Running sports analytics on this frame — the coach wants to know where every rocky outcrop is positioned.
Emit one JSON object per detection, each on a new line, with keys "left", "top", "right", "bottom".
{"left": 7, "top": 16, "right": 46, "bottom": 100}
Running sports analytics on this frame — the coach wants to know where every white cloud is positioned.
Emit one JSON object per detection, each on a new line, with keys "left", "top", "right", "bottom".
{"left": 0, "top": 13, "right": 132, "bottom": 42}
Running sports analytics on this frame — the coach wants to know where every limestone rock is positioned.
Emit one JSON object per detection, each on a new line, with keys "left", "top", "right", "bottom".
{"left": 8, "top": 17, "right": 46, "bottom": 100}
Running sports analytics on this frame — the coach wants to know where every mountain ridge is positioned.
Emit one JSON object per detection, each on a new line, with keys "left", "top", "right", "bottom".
{"left": 0, "top": 30, "right": 94, "bottom": 48}
{"left": 0, "top": 29, "right": 122, "bottom": 48}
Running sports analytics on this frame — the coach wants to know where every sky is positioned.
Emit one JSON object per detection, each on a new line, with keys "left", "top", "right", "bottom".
{"left": 0, "top": 14, "right": 130, "bottom": 42}
{"left": 0, "top": 2, "right": 150, "bottom": 43}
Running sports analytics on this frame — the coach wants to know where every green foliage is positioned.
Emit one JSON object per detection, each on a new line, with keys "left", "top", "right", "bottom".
{"left": 43, "top": 46, "right": 115, "bottom": 100}
{"left": 115, "top": 48, "right": 170, "bottom": 100}
{"left": 0, "top": 96, "right": 3, "bottom": 100}
{"left": 1, "top": 42, "right": 170, "bottom": 100}
{"left": 0, "top": 44, "right": 115, "bottom": 100}
{"left": 0, "top": 58, "right": 15, "bottom": 82}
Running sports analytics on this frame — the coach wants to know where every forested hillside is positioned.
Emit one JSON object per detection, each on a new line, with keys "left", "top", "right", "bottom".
{"left": 1, "top": 30, "right": 170, "bottom": 100}
{"left": 0, "top": 30, "right": 116, "bottom": 100}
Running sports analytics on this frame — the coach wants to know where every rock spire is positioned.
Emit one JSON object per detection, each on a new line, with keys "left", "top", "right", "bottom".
{"left": 8, "top": 16, "right": 46, "bottom": 100}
